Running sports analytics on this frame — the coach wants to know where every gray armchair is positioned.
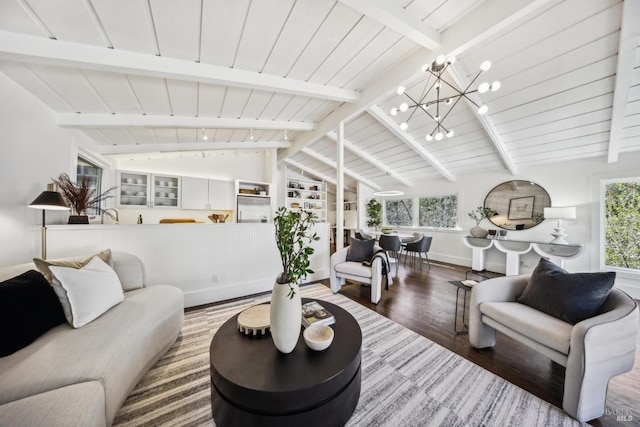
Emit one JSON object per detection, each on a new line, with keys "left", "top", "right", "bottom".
{"left": 469, "top": 275, "right": 639, "bottom": 421}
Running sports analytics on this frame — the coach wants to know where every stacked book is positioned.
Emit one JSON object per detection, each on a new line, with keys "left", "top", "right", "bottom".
{"left": 301, "top": 301, "right": 335, "bottom": 327}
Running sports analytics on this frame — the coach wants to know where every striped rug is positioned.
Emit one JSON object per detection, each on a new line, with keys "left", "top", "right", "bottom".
{"left": 113, "top": 283, "right": 584, "bottom": 427}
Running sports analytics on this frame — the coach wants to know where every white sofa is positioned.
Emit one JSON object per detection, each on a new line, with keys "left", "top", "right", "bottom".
{"left": 0, "top": 251, "right": 184, "bottom": 427}
{"left": 469, "top": 274, "right": 638, "bottom": 422}
{"left": 330, "top": 244, "right": 391, "bottom": 304}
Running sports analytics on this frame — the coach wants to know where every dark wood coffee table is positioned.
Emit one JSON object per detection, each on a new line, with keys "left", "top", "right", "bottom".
{"left": 210, "top": 298, "right": 362, "bottom": 427}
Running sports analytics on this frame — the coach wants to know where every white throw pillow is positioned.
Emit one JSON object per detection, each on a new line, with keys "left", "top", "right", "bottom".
{"left": 50, "top": 257, "right": 124, "bottom": 328}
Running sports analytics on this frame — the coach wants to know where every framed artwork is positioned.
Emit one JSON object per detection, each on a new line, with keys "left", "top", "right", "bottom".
{"left": 508, "top": 196, "right": 535, "bottom": 220}
{"left": 304, "top": 202, "right": 310, "bottom": 209}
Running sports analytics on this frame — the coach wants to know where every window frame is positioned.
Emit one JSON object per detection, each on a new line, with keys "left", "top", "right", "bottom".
{"left": 599, "top": 176, "right": 640, "bottom": 278}
{"left": 382, "top": 193, "right": 460, "bottom": 231}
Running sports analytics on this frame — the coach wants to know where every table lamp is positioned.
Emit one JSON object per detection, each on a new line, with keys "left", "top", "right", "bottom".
{"left": 29, "top": 183, "right": 69, "bottom": 259}
{"left": 543, "top": 206, "right": 576, "bottom": 245}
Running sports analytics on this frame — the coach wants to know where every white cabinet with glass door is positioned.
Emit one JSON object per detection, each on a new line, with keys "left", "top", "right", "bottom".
{"left": 118, "top": 171, "right": 180, "bottom": 208}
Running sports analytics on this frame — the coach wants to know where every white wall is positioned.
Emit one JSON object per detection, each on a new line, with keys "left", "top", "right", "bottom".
{"left": 0, "top": 73, "right": 113, "bottom": 266}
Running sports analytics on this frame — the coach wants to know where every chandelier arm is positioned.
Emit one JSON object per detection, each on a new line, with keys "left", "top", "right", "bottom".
{"left": 439, "top": 95, "right": 465, "bottom": 124}
{"left": 402, "top": 93, "right": 424, "bottom": 123}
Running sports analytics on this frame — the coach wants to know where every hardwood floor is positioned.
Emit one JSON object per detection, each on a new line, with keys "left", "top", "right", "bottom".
{"left": 318, "top": 252, "right": 640, "bottom": 427}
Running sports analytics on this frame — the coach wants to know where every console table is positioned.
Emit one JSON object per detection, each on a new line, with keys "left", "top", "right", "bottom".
{"left": 462, "top": 236, "right": 583, "bottom": 275}
{"left": 210, "top": 299, "right": 361, "bottom": 427}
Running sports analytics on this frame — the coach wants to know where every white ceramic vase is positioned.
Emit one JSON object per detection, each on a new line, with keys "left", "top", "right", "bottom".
{"left": 470, "top": 225, "right": 489, "bottom": 238}
{"left": 270, "top": 281, "right": 301, "bottom": 354}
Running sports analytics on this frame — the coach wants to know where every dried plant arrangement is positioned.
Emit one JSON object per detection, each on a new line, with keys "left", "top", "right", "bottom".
{"left": 52, "top": 173, "right": 117, "bottom": 216}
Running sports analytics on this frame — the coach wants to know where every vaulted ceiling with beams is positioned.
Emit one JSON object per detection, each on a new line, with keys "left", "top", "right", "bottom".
{"left": 1, "top": 0, "right": 638, "bottom": 192}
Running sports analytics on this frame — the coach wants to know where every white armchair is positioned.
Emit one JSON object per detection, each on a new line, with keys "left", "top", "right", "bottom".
{"left": 469, "top": 275, "right": 639, "bottom": 422}
{"left": 330, "top": 245, "right": 390, "bottom": 304}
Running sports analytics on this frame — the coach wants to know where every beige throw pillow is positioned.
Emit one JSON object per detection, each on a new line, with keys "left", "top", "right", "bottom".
{"left": 49, "top": 257, "right": 124, "bottom": 328}
{"left": 33, "top": 249, "right": 112, "bottom": 284}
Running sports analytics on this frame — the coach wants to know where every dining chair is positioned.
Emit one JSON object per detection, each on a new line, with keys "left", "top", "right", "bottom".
{"left": 403, "top": 236, "right": 433, "bottom": 270}
{"left": 354, "top": 229, "right": 374, "bottom": 240}
{"left": 378, "top": 234, "right": 402, "bottom": 276}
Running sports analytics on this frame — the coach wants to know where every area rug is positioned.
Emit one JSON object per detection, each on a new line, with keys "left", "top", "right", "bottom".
{"left": 113, "top": 284, "right": 584, "bottom": 427}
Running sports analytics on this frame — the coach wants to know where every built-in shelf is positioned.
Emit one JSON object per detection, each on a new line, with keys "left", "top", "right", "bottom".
{"left": 285, "top": 169, "right": 327, "bottom": 222}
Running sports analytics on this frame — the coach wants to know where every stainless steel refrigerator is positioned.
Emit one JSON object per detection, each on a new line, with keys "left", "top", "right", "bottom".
{"left": 237, "top": 195, "right": 271, "bottom": 223}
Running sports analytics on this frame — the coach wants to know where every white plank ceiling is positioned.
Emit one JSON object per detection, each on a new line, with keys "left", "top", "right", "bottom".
{"left": 0, "top": 0, "right": 638, "bottom": 191}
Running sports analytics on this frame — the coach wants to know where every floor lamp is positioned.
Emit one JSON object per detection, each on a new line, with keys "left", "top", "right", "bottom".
{"left": 29, "top": 184, "right": 69, "bottom": 259}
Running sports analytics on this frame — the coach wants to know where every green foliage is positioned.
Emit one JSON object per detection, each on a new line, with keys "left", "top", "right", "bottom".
{"left": 386, "top": 199, "right": 413, "bottom": 226}
{"left": 53, "top": 173, "right": 117, "bottom": 215}
{"left": 274, "top": 207, "right": 320, "bottom": 298}
{"left": 605, "top": 181, "right": 640, "bottom": 270}
{"left": 419, "top": 195, "right": 458, "bottom": 228}
{"left": 366, "top": 199, "right": 382, "bottom": 229}
{"left": 468, "top": 206, "right": 497, "bottom": 226}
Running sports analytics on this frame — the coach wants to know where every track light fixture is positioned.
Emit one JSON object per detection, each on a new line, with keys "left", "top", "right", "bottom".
{"left": 249, "top": 129, "right": 254, "bottom": 140}
{"left": 391, "top": 55, "right": 500, "bottom": 141}
{"left": 201, "top": 128, "right": 208, "bottom": 140}
{"left": 284, "top": 129, "right": 288, "bottom": 140}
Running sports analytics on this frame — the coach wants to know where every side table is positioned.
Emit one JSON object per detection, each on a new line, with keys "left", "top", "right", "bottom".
{"left": 210, "top": 298, "right": 362, "bottom": 427}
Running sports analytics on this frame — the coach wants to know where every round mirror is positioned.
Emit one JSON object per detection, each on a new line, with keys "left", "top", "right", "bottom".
{"left": 483, "top": 180, "right": 551, "bottom": 230}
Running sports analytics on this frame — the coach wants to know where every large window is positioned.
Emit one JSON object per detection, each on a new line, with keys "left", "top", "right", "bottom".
{"left": 419, "top": 195, "right": 458, "bottom": 228}
{"left": 602, "top": 178, "right": 640, "bottom": 272}
{"left": 77, "top": 157, "right": 103, "bottom": 215}
{"left": 384, "top": 194, "right": 458, "bottom": 229}
{"left": 385, "top": 199, "right": 413, "bottom": 226}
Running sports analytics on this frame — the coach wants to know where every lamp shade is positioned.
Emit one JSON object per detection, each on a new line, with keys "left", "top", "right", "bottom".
{"left": 544, "top": 207, "right": 576, "bottom": 220}
{"left": 29, "top": 187, "right": 69, "bottom": 211}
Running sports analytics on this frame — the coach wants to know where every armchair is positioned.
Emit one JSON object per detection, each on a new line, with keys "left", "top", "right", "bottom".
{"left": 469, "top": 275, "right": 638, "bottom": 421}
{"left": 330, "top": 244, "right": 390, "bottom": 304}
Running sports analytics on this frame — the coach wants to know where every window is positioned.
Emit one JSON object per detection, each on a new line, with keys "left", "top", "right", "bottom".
{"left": 385, "top": 199, "right": 413, "bottom": 226}
{"left": 419, "top": 195, "right": 458, "bottom": 228}
{"left": 77, "top": 157, "right": 103, "bottom": 215}
{"left": 602, "top": 178, "right": 640, "bottom": 272}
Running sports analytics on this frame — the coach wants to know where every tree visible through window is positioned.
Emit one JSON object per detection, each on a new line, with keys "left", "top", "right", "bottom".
{"left": 386, "top": 199, "right": 413, "bottom": 226}
{"left": 419, "top": 195, "right": 458, "bottom": 228}
{"left": 603, "top": 179, "right": 640, "bottom": 271}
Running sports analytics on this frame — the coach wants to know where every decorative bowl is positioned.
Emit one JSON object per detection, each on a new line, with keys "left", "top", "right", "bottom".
{"left": 303, "top": 324, "right": 334, "bottom": 351}
{"left": 381, "top": 228, "right": 393, "bottom": 234}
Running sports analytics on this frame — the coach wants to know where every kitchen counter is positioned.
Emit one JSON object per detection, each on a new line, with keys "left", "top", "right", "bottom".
{"left": 40, "top": 223, "right": 330, "bottom": 307}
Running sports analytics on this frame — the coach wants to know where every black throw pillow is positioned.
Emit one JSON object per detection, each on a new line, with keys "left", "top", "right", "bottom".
{"left": 346, "top": 238, "right": 375, "bottom": 262}
{"left": 0, "top": 270, "right": 66, "bottom": 357}
{"left": 518, "top": 258, "right": 616, "bottom": 324}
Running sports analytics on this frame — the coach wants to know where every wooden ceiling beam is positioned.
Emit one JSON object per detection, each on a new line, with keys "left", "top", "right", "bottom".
{"left": 367, "top": 105, "right": 455, "bottom": 182}
{"left": 301, "top": 147, "right": 382, "bottom": 191}
{"left": 57, "top": 113, "right": 315, "bottom": 131}
{"left": 99, "top": 141, "right": 291, "bottom": 155}
{"left": 0, "top": 31, "right": 359, "bottom": 103}
{"left": 607, "top": 0, "right": 639, "bottom": 163}
{"left": 446, "top": 65, "right": 518, "bottom": 175}
{"left": 325, "top": 131, "right": 412, "bottom": 187}
{"left": 338, "top": 0, "right": 440, "bottom": 50}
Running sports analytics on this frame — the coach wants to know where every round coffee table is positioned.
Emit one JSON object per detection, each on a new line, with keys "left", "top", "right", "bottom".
{"left": 210, "top": 298, "right": 362, "bottom": 427}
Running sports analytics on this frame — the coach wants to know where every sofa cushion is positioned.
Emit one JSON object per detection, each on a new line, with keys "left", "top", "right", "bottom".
{"left": 346, "top": 238, "right": 375, "bottom": 262}
{"left": 335, "top": 261, "right": 373, "bottom": 278}
{"left": 0, "top": 381, "right": 106, "bottom": 427}
{"left": 0, "top": 270, "right": 65, "bottom": 357}
{"left": 50, "top": 257, "right": 124, "bottom": 328}
{"left": 34, "top": 249, "right": 113, "bottom": 284}
{"left": 480, "top": 301, "right": 573, "bottom": 354}
{"left": 518, "top": 258, "right": 616, "bottom": 324}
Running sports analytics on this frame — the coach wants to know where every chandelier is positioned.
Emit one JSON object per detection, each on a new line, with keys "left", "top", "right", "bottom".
{"left": 390, "top": 55, "right": 500, "bottom": 141}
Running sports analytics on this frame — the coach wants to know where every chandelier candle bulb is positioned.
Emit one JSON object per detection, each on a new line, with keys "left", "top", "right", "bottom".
{"left": 478, "top": 82, "right": 490, "bottom": 93}
{"left": 397, "top": 86, "right": 405, "bottom": 95}
{"left": 390, "top": 107, "right": 397, "bottom": 116}
{"left": 436, "top": 54, "right": 446, "bottom": 65}
{"left": 491, "top": 81, "right": 501, "bottom": 91}
{"left": 480, "top": 60, "right": 492, "bottom": 71}
{"left": 399, "top": 103, "right": 408, "bottom": 112}
{"left": 478, "top": 105, "right": 488, "bottom": 114}
{"left": 400, "top": 122, "right": 408, "bottom": 130}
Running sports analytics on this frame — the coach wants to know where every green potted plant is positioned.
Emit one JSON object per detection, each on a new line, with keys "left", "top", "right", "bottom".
{"left": 271, "top": 207, "right": 320, "bottom": 353}
{"left": 53, "top": 173, "right": 117, "bottom": 224}
{"left": 366, "top": 198, "right": 382, "bottom": 231}
{"left": 468, "top": 206, "right": 497, "bottom": 237}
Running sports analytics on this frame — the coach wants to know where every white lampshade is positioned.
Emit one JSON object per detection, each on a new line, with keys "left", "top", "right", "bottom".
{"left": 544, "top": 207, "right": 576, "bottom": 220}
